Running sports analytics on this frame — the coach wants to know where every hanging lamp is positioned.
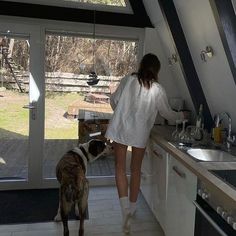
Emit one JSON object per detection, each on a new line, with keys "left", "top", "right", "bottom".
{"left": 87, "top": 10, "right": 100, "bottom": 86}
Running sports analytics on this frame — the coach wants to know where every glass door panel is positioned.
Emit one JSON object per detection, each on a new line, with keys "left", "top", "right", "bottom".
{"left": 0, "top": 35, "right": 30, "bottom": 181}
{"left": 43, "top": 32, "right": 138, "bottom": 182}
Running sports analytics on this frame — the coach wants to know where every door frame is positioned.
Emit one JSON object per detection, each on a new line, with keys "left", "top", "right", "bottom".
{"left": 0, "top": 15, "right": 144, "bottom": 190}
{"left": 0, "top": 20, "right": 45, "bottom": 190}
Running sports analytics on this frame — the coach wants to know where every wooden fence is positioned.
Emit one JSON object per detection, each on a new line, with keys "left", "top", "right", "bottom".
{"left": 1, "top": 72, "right": 121, "bottom": 94}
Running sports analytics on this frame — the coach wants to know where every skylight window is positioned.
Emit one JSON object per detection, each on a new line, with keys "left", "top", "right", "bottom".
{"left": 3, "top": 0, "right": 132, "bottom": 13}
{"left": 65, "top": 0, "right": 126, "bottom": 7}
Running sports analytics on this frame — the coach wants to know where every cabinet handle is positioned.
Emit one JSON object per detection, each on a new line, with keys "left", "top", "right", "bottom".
{"left": 153, "top": 150, "right": 163, "bottom": 159}
{"left": 173, "top": 166, "right": 186, "bottom": 179}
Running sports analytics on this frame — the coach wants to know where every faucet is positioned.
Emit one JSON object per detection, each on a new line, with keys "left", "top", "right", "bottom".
{"left": 217, "top": 112, "right": 235, "bottom": 151}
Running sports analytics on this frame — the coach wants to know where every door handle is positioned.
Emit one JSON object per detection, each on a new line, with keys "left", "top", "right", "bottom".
{"left": 172, "top": 165, "right": 186, "bottom": 179}
{"left": 23, "top": 102, "right": 37, "bottom": 120}
{"left": 153, "top": 150, "right": 163, "bottom": 159}
{"left": 23, "top": 104, "right": 36, "bottom": 109}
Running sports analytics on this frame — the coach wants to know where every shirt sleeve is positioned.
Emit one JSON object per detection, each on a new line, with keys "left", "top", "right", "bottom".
{"left": 157, "top": 86, "right": 184, "bottom": 122}
{"left": 110, "top": 75, "right": 129, "bottom": 110}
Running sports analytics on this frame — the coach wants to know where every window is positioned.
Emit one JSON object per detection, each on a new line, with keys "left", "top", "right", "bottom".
{"left": 63, "top": 0, "right": 126, "bottom": 7}
{"left": 3, "top": 0, "right": 132, "bottom": 13}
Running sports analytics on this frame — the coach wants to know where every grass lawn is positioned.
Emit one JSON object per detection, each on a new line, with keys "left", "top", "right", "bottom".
{"left": 0, "top": 90, "right": 83, "bottom": 139}
{"left": 0, "top": 90, "right": 112, "bottom": 139}
{"left": 45, "top": 91, "right": 81, "bottom": 139}
{"left": 0, "top": 91, "right": 29, "bottom": 138}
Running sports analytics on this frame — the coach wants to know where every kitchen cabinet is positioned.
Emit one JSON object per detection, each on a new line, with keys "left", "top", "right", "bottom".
{"left": 140, "top": 139, "right": 168, "bottom": 231}
{"left": 165, "top": 155, "right": 197, "bottom": 236}
{"left": 150, "top": 141, "right": 168, "bottom": 231}
{"left": 140, "top": 141, "right": 153, "bottom": 207}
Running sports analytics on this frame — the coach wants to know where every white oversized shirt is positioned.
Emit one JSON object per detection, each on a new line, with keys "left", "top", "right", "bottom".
{"left": 105, "top": 75, "right": 183, "bottom": 148}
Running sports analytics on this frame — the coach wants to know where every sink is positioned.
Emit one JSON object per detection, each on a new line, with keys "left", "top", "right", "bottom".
{"left": 186, "top": 148, "right": 236, "bottom": 162}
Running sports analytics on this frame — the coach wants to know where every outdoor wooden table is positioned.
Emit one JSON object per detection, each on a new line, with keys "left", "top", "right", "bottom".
{"left": 85, "top": 93, "right": 110, "bottom": 104}
{"left": 78, "top": 109, "right": 112, "bottom": 143}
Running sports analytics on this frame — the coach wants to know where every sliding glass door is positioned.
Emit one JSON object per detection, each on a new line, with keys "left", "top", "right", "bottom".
{"left": 0, "top": 19, "right": 141, "bottom": 189}
{"left": 43, "top": 31, "right": 138, "bottom": 185}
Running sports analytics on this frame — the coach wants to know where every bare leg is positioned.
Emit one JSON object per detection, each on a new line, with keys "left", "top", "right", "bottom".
{"left": 113, "top": 142, "right": 131, "bottom": 233}
{"left": 130, "top": 146, "right": 145, "bottom": 203}
{"left": 114, "top": 142, "right": 128, "bottom": 198}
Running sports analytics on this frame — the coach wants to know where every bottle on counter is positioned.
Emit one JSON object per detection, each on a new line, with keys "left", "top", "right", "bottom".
{"left": 194, "top": 104, "right": 204, "bottom": 141}
{"left": 196, "top": 104, "right": 204, "bottom": 129}
{"left": 212, "top": 114, "right": 222, "bottom": 144}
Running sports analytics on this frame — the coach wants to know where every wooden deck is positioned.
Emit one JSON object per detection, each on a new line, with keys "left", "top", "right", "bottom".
{"left": 0, "top": 139, "right": 115, "bottom": 180}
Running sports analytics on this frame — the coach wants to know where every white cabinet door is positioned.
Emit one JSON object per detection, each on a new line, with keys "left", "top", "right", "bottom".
{"left": 140, "top": 141, "right": 153, "bottom": 206}
{"left": 166, "top": 156, "right": 197, "bottom": 236}
{"left": 151, "top": 141, "right": 168, "bottom": 231}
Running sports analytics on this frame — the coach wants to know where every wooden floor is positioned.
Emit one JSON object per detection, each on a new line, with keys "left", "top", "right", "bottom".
{"left": 0, "top": 186, "right": 165, "bottom": 236}
{"left": 0, "top": 139, "right": 115, "bottom": 180}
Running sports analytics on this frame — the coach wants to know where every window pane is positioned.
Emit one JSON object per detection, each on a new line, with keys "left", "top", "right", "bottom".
{"left": 64, "top": 0, "right": 126, "bottom": 7}
{"left": 43, "top": 33, "right": 138, "bottom": 179}
{"left": 0, "top": 37, "right": 30, "bottom": 181}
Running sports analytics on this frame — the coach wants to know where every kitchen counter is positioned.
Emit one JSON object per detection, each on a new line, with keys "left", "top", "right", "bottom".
{"left": 150, "top": 125, "right": 236, "bottom": 206}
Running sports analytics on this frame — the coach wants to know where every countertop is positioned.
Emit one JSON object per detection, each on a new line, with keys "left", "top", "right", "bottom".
{"left": 150, "top": 125, "right": 236, "bottom": 206}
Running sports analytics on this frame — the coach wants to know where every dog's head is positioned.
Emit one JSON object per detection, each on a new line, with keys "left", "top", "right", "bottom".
{"left": 81, "top": 139, "right": 113, "bottom": 162}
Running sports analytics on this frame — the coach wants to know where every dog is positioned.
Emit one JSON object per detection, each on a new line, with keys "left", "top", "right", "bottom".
{"left": 54, "top": 139, "right": 113, "bottom": 236}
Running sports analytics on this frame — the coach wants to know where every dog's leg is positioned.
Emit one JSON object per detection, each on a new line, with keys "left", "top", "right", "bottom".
{"left": 54, "top": 202, "right": 62, "bottom": 222}
{"left": 75, "top": 202, "right": 80, "bottom": 218}
{"left": 60, "top": 187, "right": 72, "bottom": 236}
{"left": 78, "top": 179, "right": 89, "bottom": 236}
{"left": 54, "top": 187, "right": 62, "bottom": 222}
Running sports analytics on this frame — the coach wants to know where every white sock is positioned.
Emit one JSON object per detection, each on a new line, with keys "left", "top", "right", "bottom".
{"left": 119, "top": 196, "right": 130, "bottom": 216}
{"left": 130, "top": 201, "right": 137, "bottom": 216}
{"left": 119, "top": 197, "right": 131, "bottom": 233}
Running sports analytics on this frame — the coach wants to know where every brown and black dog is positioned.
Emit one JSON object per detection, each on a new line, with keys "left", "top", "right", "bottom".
{"left": 54, "top": 139, "right": 113, "bottom": 236}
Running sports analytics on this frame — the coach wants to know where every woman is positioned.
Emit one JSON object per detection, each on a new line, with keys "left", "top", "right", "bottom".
{"left": 105, "top": 53, "right": 184, "bottom": 233}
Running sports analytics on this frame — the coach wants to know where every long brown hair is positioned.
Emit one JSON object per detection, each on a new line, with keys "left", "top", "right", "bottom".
{"left": 137, "top": 53, "right": 161, "bottom": 89}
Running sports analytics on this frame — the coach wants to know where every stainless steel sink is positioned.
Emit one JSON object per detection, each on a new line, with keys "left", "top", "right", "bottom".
{"left": 186, "top": 148, "right": 236, "bottom": 162}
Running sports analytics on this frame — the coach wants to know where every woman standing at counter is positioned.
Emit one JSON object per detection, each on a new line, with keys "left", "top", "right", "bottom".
{"left": 105, "top": 53, "right": 184, "bottom": 233}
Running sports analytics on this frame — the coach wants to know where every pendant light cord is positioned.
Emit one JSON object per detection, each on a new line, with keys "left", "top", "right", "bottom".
{"left": 93, "top": 10, "right": 96, "bottom": 73}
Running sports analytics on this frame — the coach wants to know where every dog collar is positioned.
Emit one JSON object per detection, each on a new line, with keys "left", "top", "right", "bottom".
{"left": 79, "top": 146, "right": 89, "bottom": 162}
{"left": 72, "top": 147, "right": 88, "bottom": 174}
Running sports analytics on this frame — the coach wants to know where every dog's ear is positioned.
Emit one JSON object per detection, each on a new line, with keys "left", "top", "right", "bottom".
{"left": 88, "top": 140, "right": 106, "bottom": 156}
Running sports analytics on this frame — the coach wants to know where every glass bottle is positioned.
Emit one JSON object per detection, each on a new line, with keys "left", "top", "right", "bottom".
{"left": 196, "top": 104, "right": 204, "bottom": 129}
{"left": 194, "top": 104, "right": 204, "bottom": 141}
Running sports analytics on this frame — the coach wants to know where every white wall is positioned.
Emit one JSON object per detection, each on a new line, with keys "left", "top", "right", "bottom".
{"left": 144, "top": 0, "right": 236, "bottom": 130}
{"left": 143, "top": 0, "right": 195, "bottom": 115}
{"left": 144, "top": 28, "right": 180, "bottom": 98}
{"left": 173, "top": 0, "right": 236, "bottom": 130}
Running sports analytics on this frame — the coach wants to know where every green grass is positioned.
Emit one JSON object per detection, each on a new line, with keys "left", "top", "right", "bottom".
{"left": 0, "top": 94, "right": 29, "bottom": 138}
{"left": 45, "top": 126, "right": 78, "bottom": 139}
{"left": 0, "top": 91, "right": 84, "bottom": 139}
